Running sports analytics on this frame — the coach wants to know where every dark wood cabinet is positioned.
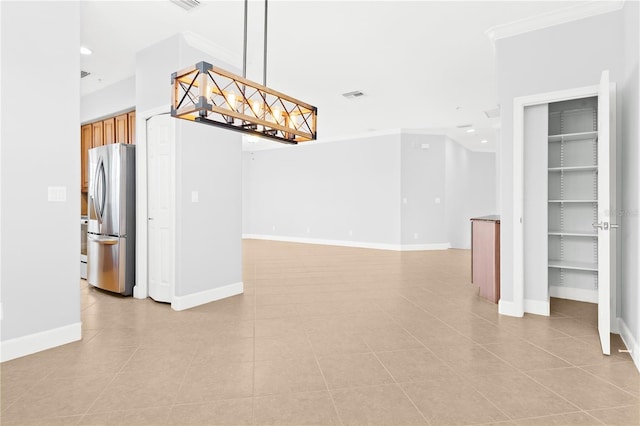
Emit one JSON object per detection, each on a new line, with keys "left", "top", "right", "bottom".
{"left": 471, "top": 216, "right": 501, "bottom": 303}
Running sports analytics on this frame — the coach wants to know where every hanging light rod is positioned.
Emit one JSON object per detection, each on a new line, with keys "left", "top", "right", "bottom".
{"left": 170, "top": 0, "right": 317, "bottom": 144}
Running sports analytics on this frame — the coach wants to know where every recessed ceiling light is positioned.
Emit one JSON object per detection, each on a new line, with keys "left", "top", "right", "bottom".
{"left": 480, "top": 139, "right": 488, "bottom": 144}
{"left": 80, "top": 46, "right": 92, "bottom": 55}
{"left": 466, "top": 128, "right": 476, "bottom": 133}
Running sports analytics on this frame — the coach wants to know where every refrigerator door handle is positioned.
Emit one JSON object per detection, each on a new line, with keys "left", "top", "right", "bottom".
{"left": 88, "top": 235, "right": 118, "bottom": 245}
{"left": 93, "top": 158, "right": 106, "bottom": 224}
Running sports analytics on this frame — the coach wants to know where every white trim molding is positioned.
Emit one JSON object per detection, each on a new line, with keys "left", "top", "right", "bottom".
{"left": 498, "top": 299, "right": 523, "bottom": 318}
{"left": 486, "top": 0, "right": 624, "bottom": 45}
{"left": 550, "top": 286, "right": 598, "bottom": 304}
{"left": 1, "top": 322, "right": 81, "bottom": 362}
{"left": 242, "top": 234, "right": 450, "bottom": 252}
{"left": 171, "top": 282, "right": 244, "bottom": 311}
{"left": 524, "top": 299, "right": 551, "bottom": 316}
{"left": 618, "top": 318, "right": 640, "bottom": 372}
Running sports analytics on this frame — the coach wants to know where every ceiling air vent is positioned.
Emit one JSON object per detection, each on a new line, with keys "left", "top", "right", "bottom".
{"left": 342, "top": 90, "right": 365, "bottom": 99}
{"left": 456, "top": 123, "right": 473, "bottom": 129}
{"left": 80, "top": 70, "right": 91, "bottom": 79}
{"left": 170, "top": 0, "right": 201, "bottom": 11}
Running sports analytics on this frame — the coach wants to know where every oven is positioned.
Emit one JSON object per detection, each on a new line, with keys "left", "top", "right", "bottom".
{"left": 81, "top": 216, "right": 88, "bottom": 279}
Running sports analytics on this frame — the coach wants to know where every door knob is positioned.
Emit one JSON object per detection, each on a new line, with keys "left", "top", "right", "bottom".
{"left": 592, "top": 222, "right": 604, "bottom": 229}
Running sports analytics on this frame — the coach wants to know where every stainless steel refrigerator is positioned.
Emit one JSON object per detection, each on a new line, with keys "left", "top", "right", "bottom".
{"left": 87, "top": 143, "right": 136, "bottom": 295}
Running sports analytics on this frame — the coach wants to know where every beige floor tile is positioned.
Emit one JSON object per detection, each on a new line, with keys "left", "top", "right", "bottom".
{"left": 254, "top": 357, "right": 326, "bottom": 396}
{"left": 318, "top": 353, "right": 394, "bottom": 389}
{"left": 402, "top": 376, "right": 509, "bottom": 425}
{"left": 2, "top": 375, "right": 114, "bottom": 421}
{"left": 254, "top": 317, "right": 306, "bottom": 338}
{"left": 467, "top": 372, "right": 579, "bottom": 419}
{"left": 429, "top": 344, "right": 518, "bottom": 376}
{"left": 80, "top": 406, "right": 171, "bottom": 425}
{"left": 482, "top": 340, "right": 571, "bottom": 371}
{"left": 582, "top": 362, "right": 640, "bottom": 397}
{"left": 587, "top": 404, "right": 640, "bottom": 425}
{"left": 175, "top": 362, "right": 253, "bottom": 404}
{"left": 548, "top": 318, "right": 600, "bottom": 337}
{"left": 376, "top": 349, "right": 458, "bottom": 383}
{"left": 449, "top": 319, "right": 521, "bottom": 345}
{"left": 534, "top": 337, "right": 630, "bottom": 367}
{"left": 167, "top": 398, "right": 253, "bottom": 425}
{"left": 360, "top": 326, "right": 423, "bottom": 352}
{"left": 191, "top": 337, "right": 254, "bottom": 365}
{"left": 515, "top": 411, "right": 603, "bottom": 425}
{"left": 308, "top": 330, "right": 371, "bottom": 356}
{"left": 255, "top": 303, "right": 299, "bottom": 320}
{"left": 527, "top": 367, "right": 639, "bottom": 410}
{"left": 0, "top": 415, "right": 82, "bottom": 426}
{"left": 254, "top": 334, "right": 315, "bottom": 361}
{"left": 253, "top": 391, "right": 340, "bottom": 425}
{"left": 331, "top": 384, "right": 427, "bottom": 425}
{"left": 88, "top": 370, "right": 183, "bottom": 413}
{"left": 120, "top": 346, "right": 194, "bottom": 374}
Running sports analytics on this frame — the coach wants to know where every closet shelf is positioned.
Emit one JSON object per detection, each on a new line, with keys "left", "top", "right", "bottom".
{"left": 548, "top": 200, "right": 597, "bottom": 203}
{"left": 548, "top": 166, "right": 597, "bottom": 172}
{"left": 548, "top": 230, "right": 597, "bottom": 237}
{"left": 548, "top": 131, "right": 598, "bottom": 143}
{"left": 548, "top": 259, "right": 598, "bottom": 272}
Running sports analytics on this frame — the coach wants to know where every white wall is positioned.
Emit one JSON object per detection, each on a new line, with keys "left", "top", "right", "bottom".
{"left": 243, "top": 131, "right": 496, "bottom": 250}
{"left": 136, "top": 33, "right": 243, "bottom": 304}
{"left": 81, "top": 76, "right": 135, "bottom": 123}
{"left": 1, "top": 2, "right": 81, "bottom": 360}
{"left": 400, "top": 134, "right": 448, "bottom": 246}
{"left": 244, "top": 133, "right": 402, "bottom": 248}
{"left": 445, "top": 138, "right": 497, "bottom": 249}
{"left": 495, "top": 10, "right": 624, "bottom": 304}
{"left": 620, "top": 1, "right": 640, "bottom": 365}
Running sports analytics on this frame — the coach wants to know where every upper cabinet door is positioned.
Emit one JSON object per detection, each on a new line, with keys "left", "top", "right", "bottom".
{"left": 115, "top": 114, "right": 128, "bottom": 144}
{"left": 597, "top": 70, "right": 612, "bottom": 356}
{"left": 81, "top": 124, "right": 92, "bottom": 192}
{"left": 92, "top": 121, "right": 104, "bottom": 148}
{"left": 103, "top": 118, "right": 116, "bottom": 145}
{"left": 127, "top": 111, "right": 136, "bottom": 144}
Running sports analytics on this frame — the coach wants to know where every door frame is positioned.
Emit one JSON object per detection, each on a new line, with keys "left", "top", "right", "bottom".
{"left": 508, "top": 83, "right": 617, "bottom": 329}
{"left": 133, "top": 105, "right": 175, "bottom": 301}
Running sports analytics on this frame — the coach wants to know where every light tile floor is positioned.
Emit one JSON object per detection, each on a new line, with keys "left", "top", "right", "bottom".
{"left": 2, "top": 240, "right": 639, "bottom": 425}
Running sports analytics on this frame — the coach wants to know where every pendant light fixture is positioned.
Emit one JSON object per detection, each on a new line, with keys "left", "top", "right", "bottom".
{"left": 171, "top": 0, "right": 317, "bottom": 144}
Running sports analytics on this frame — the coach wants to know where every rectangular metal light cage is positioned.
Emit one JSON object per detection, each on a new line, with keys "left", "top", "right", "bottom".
{"left": 171, "top": 61, "right": 317, "bottom": 144}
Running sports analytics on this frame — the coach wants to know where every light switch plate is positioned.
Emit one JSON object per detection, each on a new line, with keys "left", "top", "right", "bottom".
{"left": 421, "top": 143, "right": 430, "bottom": 149}
{"left": 48, "top": 186, "right": 66, "bottom": 202}
{"left": 435, "top": 197, "right": 441, "bottom": 204}
{"left": 191, "top": 191, "right": 199, "bottom": 203}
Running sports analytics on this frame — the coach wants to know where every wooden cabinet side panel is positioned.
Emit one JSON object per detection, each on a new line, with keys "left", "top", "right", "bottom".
{"left": 472, "top": 220, "right": 500, "bottom": 303}
{"left": 127, "top": 111, "right": 136, "bottom": 144}
{"left": 91, "top": 121, "right": 104, "bottom": 148}
{"left": 115, "top": 114, "right": 128, "bottom": 144}
{"left": 103, "top": 117, "right": 115, "bottom": 145}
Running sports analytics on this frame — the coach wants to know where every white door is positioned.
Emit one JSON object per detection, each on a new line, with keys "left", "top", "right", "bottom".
{"left": 147, "top": 115, "right": 175, "bottom": 303}
{"left": 597, "top": 70, "right": 612, "bottom": 355}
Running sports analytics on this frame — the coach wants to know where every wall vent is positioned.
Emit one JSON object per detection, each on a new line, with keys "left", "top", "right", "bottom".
{"left": 342, "top": 90, "right": 365, "bottom": 99}
{"left": 170, "top": 0, "right": 201, "bottom": 11}
{"left": 484, "top": 107, "right": 501, "bottom": 118}
{"left": 456, "top": 123, "right": 473, "bottom": 129}
{"left": 80, "top": 70, "right": 91, "bottom": 78}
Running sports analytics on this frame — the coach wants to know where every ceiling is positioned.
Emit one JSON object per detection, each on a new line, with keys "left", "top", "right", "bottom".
{"left": 80, "top": 0, "right": 590, "bottom": 152}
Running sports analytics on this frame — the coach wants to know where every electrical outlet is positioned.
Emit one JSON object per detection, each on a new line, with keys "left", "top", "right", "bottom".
{"left": 413, "top": 233, "right": 419, "bottom": 239}
{"left": 402, "top": 198, "right": 407, "bottom": 204}
{"left": 421, "top": 143, "right": 430, "bottom": 149}
{"left": 306, "top": 227, "right": 311, "bottom": 234}
{"left": 272, "top": 225, "right": 276, "bottom": 231}
{"left": 191, "top": 191, "right": 199, "bottom": 202}
{"left": 349, "top": 230, "right": 353, "bottom": 236}
{"left": 435, "top": 197, "right": 441, "bottom": 204}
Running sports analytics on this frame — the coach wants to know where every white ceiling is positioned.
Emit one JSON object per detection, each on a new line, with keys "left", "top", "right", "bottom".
{"left": 80, "top": 0, "right": 590, "bottom": 152}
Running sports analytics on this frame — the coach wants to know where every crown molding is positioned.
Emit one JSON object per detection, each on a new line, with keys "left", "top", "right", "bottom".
{"left": 485, "top": 0, "right": 625, "bottom": 45}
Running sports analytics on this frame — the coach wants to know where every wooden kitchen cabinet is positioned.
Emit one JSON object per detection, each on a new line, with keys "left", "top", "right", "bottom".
{"left": 127, "top": 110, "right": 136, "bottom": 144}
{"left": 471, "top": 215, "right": 501, "bottom": 303}
{"left": 81, "top": 124, "right": 92, "bottom": 192}
{"left": 92, "top": 121, "right": 104, "bottom": 148}
{"left": 103, "top": 117, "right": 116, "bottom": 145}
{"left": 115, "top": 113, "right": 128, "bottom": 144}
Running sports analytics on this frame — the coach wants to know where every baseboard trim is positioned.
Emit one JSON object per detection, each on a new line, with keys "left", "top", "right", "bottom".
{"left": 524, "top": 298, "right": 550, "bottom": 316}
{"left": 171, "top": 281, "right": 244, "bottom": 311}
{"left": 1, "top": 322, "right": 82, "bottom": 362}
{"left": 549, "top": 286, "right": 598, "bottom": 303}
{"left": 618, "top": 317, "right": 640, "bottom": 372}
{"left": 242, "top": 234, "right": 450, "bottom": 251}
{"left": 498, "top": 299, "right": 524, "bottom": 317}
